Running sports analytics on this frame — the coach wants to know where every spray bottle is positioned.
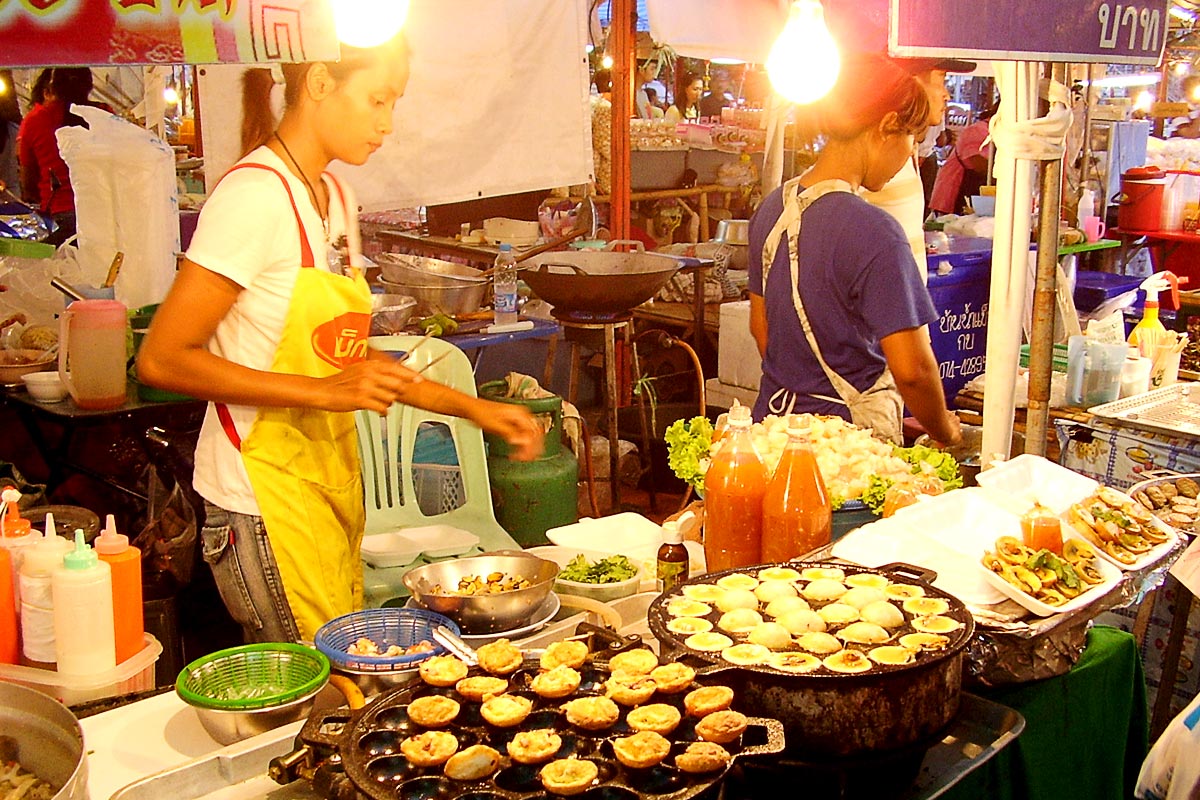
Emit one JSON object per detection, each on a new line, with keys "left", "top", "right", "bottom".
{"left": 52, "top": 530, "right": 115, "bottom": 675}
{"left": 94, "top": 514, "right": 144, "bottom": 663}
{"left": 19, "top": 513, "right": 73, "bottom": 665}
{"left": 1128, "top": 271, "right": 1182, "bottom": 358}
{"left": 0, "top": 487, "right": 34, "bottom": 574}
{"left": 0, "top": 488, "right": 32, "bottom": 664}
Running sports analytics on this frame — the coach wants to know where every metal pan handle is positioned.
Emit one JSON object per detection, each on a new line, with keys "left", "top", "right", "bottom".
{"left": 876, "top": 561, "right": 939, "bottom": 584}
{"left": 736, "top": 718, "right": 787, "bottom": 758}
{"left": 604, "top": 239, "right": 646, "bottom": 252}
{"left": 297, "top": 707, "right": 354, "bottom": 748}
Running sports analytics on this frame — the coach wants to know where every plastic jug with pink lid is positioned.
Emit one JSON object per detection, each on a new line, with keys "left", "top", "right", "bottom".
{"left": 58, "top": 298, "right": 127, "bottom": 410}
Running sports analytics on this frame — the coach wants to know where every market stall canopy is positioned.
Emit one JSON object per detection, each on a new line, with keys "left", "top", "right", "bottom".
{"left": 0, "top": 0, "right": 339, "bottom": 66}
{"left": 199, "top": 0, "right": 593, "bottom": 211}
{"left": 645, "top": 0, "right": 785, "bottom": 63}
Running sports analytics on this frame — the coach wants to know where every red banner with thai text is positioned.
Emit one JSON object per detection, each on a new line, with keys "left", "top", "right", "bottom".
{"left": 0, "top": 0, "right": 339, "bottom": 65}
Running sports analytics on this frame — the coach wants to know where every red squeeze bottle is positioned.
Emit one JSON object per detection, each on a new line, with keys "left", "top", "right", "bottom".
{"left": 0, "top": 547, "right": 17, "bottom": 664}
{"left": 93, "top": 515, "right": 144, "bottom": 663}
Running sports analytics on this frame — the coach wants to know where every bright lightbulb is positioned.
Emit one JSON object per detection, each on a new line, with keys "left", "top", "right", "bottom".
{"left": 1176, "top": 61, "right": 1192, "bottom": 77}
{"left": 1134, "top": 90, "right": 1154, "bottom": 112}
{"left": 601, "top": 54, "right": 614, "bottom": 70}
{"left": 1191, "top": 84, "right": 1200, "bottom": 102}
{"left": 331, "top": 0, "right": 410, "bottom": 48}
{"left": 163, "top": 86, "right": 180, "bottom": 106}
{"left": 767, "top": 0, "right": 841, "bottom": 104}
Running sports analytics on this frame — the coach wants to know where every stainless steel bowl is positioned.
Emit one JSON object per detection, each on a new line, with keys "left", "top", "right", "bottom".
{"left": 403, "top": 551, "right": 560, "bottom": 634}
{"left": 377, "top": 253, "right": 488, "bottom": 287}
{"left": 370, "top": 293, "right": 418, "bottom": 335}
{"left": 379, "top": 278, "right": 487, "bottom": 317}
{"left": 0, "top": 682, "right": 88, "bottom": 800}
{"left": 186, "top": 682, "right": 327, "bottom": 745}
{"left": 333, "top": 664, "right": 419, "bottom": 698}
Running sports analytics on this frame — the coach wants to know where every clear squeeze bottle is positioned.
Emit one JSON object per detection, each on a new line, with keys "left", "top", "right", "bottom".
{"left": 761, "top": 417, "right": 832, "bottom": 561}
{"left": 94, "top": 514, "right": 144, "bottom": 663}
{"left": 493, "top": 243, "right": 519, "bottom": 326}
{"left": 19, "top": 513, "right": 72, "bottom": 665}
{"left": 657, "top": 513, "right": 692, "bottom": 593}
{"left": 52, "top": 530, "right": 115, "bottom": 675}
{"left": 703, "top": 403, "right": 768, "bottom": 570}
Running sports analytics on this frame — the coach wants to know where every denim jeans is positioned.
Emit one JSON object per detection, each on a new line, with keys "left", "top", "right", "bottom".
{"left": 201, "top": 501, "right": 300, "bottom": 643}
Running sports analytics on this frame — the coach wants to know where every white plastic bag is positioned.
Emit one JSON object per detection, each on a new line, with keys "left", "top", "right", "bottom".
{"left": 1136, "top": 691, "right": 1200, "bottom": 799}
{"left": 57, "top": 104, "right": 178, "bottom": 310}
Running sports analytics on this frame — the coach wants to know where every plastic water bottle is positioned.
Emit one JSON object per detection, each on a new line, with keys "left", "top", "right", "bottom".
{"left": 493, "top": 243, "right": 519, "bottom": 326}
{"left": 94, "top": 515, "right": 144, "bottom": 663}
{"left": 52, "top": 530, "right": 115, "bottom": 676}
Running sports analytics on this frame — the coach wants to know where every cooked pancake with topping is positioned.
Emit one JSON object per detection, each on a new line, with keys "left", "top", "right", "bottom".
{"left": 667, "top": 615, "right": 714, "bottom": 635}
{"left": 695, "top": 709, "right": 748, "bottom": 744}
{"left": 840, "top": 586, "right": 887, "bottom": 610}
{"left": 769, "top": 652, "right": 822, "bottom": 674}
{"left": 764, "top": 596, "right": 810, "bottom": 618}
{"left": 860, "top": 600, "right": 905, "bottom": 629}
{"left": 667, "top": 599, "right": 713, "bottom": 617}
{"left": 754, "top": 580, "right": 798, "bottom": 603}
{"left": 845, "top": 572, "right": 890, "bottom": 590}
{"left": 684, "top": 631, "right": 734, "bottom": 652}
{"left": 476, "top": 638, "right": 523, "bottom": 675}
{"left": 910, "top": 615, "right": 963, "bottom": 634}
{"left": 507, "top": 729, "right": 563, "bottom": 765}
{"left": 721, "top": 643, "right": 771, "bottom": 666}
{"left": 823, "top": 650, "right": 872, "bottom": 674}
{"left": 675, "top": 741, "right": 732, "bottom": 774}
{"left": 899, "top": 632, "right": 950, "bottom": 651}
{"left": 682, "top": 583, "right": 726, "bottom": 603}
{"left": 612, "top": 730, "right": 672, "bottom": 769}
{"left": 443, "top": 744, "right": 501, "bottom": 781}
{"left": 563, "top": 695, "right": 621, "bottom": 730}
{"left": 747, "top": 621, "right": 794, "bottom": 650}
{"left": 407, "top": 695, "right": 461, "bottom": 728}
{"left": 885, "top": 583, "right": 925, "bottom": 600}
{"left": 605, "top": 672, "right": 658, "bottom": 706}
{"left": 902, "top": 596, "right": 950, "bottom": 616}
{"left": 454, "top": 675, "right": 509, "bottom": 703}
{"left": 801, "top": 566, "right": 846, "bottom": 582}
{"left": 684, "top": 685, "right": 734, "bottom": 717}
{"left": 531, "top": 665, "right": 582, "bottom": 699}
{"left": 400, "top": 731, "right": 459, "bottom": 767}
{"left": 795, "top": 631, "right": 843, "bottom": 655}
{"left": 836, "top": 621, "right": 890, "bottom": 645}
{"left": 418, "top": 655, "right": 469, "bottom": 687}
{"left": 717, "top": 608, "right": 763, "bottom": 634}
{"left": 802, "top": 578, "right": 848, "bottom": 602}
{"left": 649, "top": 662, "right": 695, "bottom": 693}
{"left": 715, "top": 588, "right": 760, "bottom": 612}
{"left": 776, "top": 608, "right": 826, "bottom": 634}
{"left": 540, "top": 757, "right": 599, "bottom": 796}
{"left": 758, "top": 566, "right": 802, "bottom": 582}
{"left": 626, "top": 702, "right": 682, "bottom": 735}
{"left": 479, "top": 693, "right": 534, "bottom": 727}
{"left": 716, "top": 572, "right": 760, "bottom": 591}
{"left": 540, "top": 640, "right": 589, "bottom": 670}
{"left": 817, "top": 602, "right": 860, "bottom": 626}
{"left": 608, "top": 648, "right": 659, "bottom": 675}
{"left": 868, "top": 645, "right": 916, "bottom": 666}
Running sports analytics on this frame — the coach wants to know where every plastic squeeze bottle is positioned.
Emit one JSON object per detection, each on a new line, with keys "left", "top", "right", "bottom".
{"left": 19, "top": 513, "right": 72, "bottom": 665}
{"left": 52, "top": 530, "right": 115, "bottom": 675}
{"left": 657, "top": 511, "right": 693, "bottom": 594}
{"left": 94, "top": 514, "right": 144, "bottom": 663}
{"left": 0, "top": 487, "right": 35, "bottom": 577}
{"left": 761, "top": 417, "right": 832, "bottom": 562}
{"left": 703, "top": 403, "right": 768, "bottom": 571}
{"left": 1128, "top": 272, "right": 1180, "bottom": 358}
{"left": 0, "top": 547, "right": 17, "bottom": 664}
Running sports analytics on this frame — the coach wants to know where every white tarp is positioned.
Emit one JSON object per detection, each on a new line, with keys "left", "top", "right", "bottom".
{"left": 198, "top": 0, "right": 593, "bottom": 211}
{"left": 646, "top": 0, "right": 784, "bottom": 64}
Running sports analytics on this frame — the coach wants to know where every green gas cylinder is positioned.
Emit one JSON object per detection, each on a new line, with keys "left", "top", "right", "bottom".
{"left": 479, "top": 381, "right": 579, "bottom": 547}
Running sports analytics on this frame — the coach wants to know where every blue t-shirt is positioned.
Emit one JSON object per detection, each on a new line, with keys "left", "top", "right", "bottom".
{"left": 747, "top": 185, "right": 937, "bottom": 421}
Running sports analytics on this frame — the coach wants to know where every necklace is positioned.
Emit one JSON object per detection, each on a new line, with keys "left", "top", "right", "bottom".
{"left": 274, "top": 131, "right": 327, "bottom": 225}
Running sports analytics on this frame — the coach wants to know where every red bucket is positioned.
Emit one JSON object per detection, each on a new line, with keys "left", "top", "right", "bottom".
{"left": 1118, "top": 167, "right": 1166, "bottom": 232}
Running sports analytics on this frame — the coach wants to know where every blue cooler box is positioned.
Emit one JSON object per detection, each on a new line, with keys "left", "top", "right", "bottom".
{"left": 926, "top": 238, "right": 992, "bottom": 405}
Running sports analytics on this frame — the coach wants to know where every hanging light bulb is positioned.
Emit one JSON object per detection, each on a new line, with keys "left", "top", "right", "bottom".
{"left": 163, "top": 85, "right": 180, "bottom": 106}
{"left": 1175, "top": 61, "right": 1192, "bottom": 77}
{"left": 1134, "top": 89, "right": 1155, "bottom": 112}
{"left": 331, "top": 0, "right": 410, "bottom": 48}
{"left": 766, "top": 0, "right": 840, "bottom": 105}
{"left": 601, "top": 54, "right": 614, "bottom": 70}
{"left": 0, "top": 75, "right": 8, "bottom": 95}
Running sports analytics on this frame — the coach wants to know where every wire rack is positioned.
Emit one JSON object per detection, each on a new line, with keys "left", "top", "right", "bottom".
{"left": 1088, "top": 384, "right": 1200, "bottom": 439}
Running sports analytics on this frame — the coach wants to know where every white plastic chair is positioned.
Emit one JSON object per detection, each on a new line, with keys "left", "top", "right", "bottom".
{"left": 357, "top": 334, "right": 517, "bottom": 606}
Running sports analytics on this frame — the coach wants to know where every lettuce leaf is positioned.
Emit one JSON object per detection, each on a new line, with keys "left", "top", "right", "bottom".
{"left": 665, "top": 416, "right": 714, "bottom": 491}
{"left": 894, "top": 444, "right": 962, "bottom": 490}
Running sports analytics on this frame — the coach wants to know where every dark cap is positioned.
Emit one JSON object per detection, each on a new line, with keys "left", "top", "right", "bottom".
{"left": 895, "top": 57, "right": 977, "bottom": 74}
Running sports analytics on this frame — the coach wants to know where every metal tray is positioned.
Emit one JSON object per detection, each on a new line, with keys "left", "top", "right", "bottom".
{"left": 1088, "top": 383, "right": 1200, "bottom": 440}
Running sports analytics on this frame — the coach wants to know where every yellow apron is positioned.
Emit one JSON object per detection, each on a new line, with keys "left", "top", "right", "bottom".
{"left": 216, "top": 164, "right": 370, "bottom": 641}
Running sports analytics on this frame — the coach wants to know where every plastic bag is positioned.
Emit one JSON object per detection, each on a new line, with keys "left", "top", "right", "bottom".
{"left": 1136, "top": 690, "right": 1200, "bottom": 799}
{"left": 132, "top": 464, "right": 197, "bottom": 585}
{"left": 56, "top": 105, "right": 179, "bottom": 310}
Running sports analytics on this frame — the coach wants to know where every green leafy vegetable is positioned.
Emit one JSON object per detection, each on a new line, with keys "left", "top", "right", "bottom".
{"left": 665, "top": 416, "right": 715, "bottom": 491}
{"left": 559, "top": 554, "right": 638, "bottom": 584}
{"left": 894, "top": 445, "right": 962, "bottom": 490}
{"left": 861, "top": 475, "right": 895, "bottom": 514}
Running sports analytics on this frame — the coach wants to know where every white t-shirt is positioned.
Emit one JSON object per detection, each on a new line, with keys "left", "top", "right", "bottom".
{"left": 186, "top": 146, "right": 359, "bottom": 516}
{"left": 860, "top": 159, "right": 929, "bottom": 283}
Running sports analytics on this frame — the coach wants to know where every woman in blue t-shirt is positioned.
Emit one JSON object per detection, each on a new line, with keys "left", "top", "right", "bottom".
{"left": 748, "top": 54, "right": 961, "bottom": 447}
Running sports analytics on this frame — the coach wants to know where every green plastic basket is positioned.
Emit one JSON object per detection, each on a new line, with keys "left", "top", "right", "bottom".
{"left": 175, "top": 643, "right": 330, "bottom": 711}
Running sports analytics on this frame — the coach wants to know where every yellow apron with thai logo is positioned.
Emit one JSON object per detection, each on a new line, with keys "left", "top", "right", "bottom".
{"left": 216, "top": 164, "right": 370, "bottom": 641}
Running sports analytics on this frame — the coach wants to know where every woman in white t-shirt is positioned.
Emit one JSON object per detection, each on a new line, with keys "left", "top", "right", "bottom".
{"left": 137, "top": 34, "right": 541, "bottom": 644}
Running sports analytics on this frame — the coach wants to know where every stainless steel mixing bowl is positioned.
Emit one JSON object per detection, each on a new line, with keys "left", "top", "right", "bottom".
{"left": 402, "top": 551, "right": 560, "bottom": 634}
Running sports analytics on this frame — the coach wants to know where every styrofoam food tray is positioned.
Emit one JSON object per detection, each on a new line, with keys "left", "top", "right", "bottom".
{"left": 1062, "top": 494, "right": 1179, "bottom": 572}
{"left": 975, "top": 454, "right": 1099, "bottom": 515}
{"left": 360, "top": 525, "right": 479, "bottom": 568}
{"left": 976, "top": 534, "right": 1123, "bottom": 616}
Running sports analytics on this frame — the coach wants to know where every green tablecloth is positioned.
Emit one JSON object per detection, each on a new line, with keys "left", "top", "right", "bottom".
{"left": 946, "top": 625, "right": 1148, "bottom": 800}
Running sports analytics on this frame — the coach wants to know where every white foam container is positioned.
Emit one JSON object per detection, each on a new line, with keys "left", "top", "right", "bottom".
{"left": 360, "top": 525, "right": 479, "bottom": 568}
{"left": 974, "top": 453, "right": 1100, "bottom": 515}
{"left": 0, "top": 633, "right": 162, "bottom": 706}
{"left": 526, "top": 545, "right": 644, "bottom": 601}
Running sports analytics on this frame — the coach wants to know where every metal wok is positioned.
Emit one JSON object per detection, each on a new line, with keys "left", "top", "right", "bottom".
{"left": 521, "top": 240, "right": 680, "bottom": 315}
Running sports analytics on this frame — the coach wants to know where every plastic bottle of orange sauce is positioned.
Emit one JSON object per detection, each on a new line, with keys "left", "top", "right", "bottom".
{"left": 1021, "top": 504, "right": 1063, "bottom": 555}
{"left": 761, "top": 418, "right": 832, "bottom": 562}
{"left": 0, "top": 547, "right": 17, "bottom": 664}
{"left": 703, "top": 404, "right": 768, "bottom": 571}
{"left": 94, "top": 515, "right": 143, "bottom": 663}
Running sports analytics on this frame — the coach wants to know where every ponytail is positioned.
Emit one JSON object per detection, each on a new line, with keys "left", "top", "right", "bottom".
{"left": 240, "top": 68, "right": 276, "bottom": 157}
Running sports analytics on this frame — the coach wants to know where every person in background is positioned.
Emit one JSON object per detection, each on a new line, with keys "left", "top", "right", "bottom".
{"left": 137, "top": 35, "right": 541, "bottom": 644}
{"left": 666, "top": 72, "right": 704, "bottom": 123}
{"left": 747, "top": 53, "right": 961, "bottom": 447}
{"left": 862, "top": 58, "right": 975, "bottom": 282}
{"left": 591, "top": 69, "right": 613, "bottom": 195}
{"left": 930, "top": 102, "right": 997, "bottom": 216}
{"left": 29, "top": 69, "right": 53, "bottom": 108}
{"left": 17, "top": 68, "right": 99, "bottom": 245}
{"left": 643, "top": 87, "right": 665, "bottom": 119}
{"left": 0, "top": 71, "right": 21, "bottom": 196}
{"left": 634, "top": 59, "right": 660, "bottom": 120}
{"left": 698, "top": 69, "right": 731, "bottom": 120}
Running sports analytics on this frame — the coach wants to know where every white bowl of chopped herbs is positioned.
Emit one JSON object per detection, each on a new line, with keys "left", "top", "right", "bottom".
{"left": 530, "top": 546, "right": 643, "bottom": 603}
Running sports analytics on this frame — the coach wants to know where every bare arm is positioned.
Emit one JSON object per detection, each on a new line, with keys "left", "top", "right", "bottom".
{"left": 749, "top": 293, "right": 768, "bottom": 357}
{"left": 879, "top": 327, "right": 961, "bottom": 445}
